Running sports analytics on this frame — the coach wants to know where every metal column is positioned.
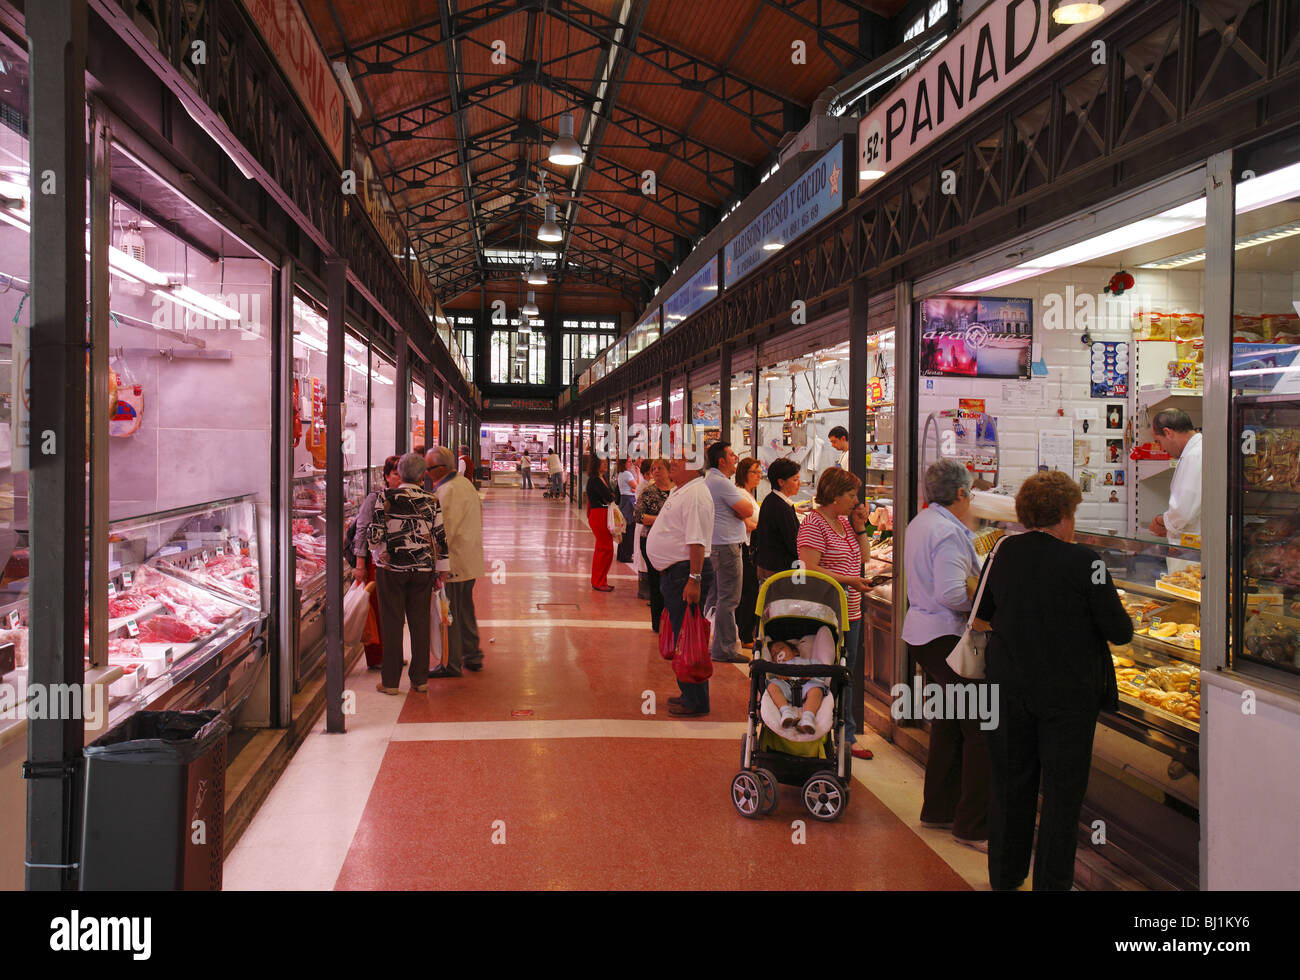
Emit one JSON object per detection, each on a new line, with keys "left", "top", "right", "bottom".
{"left": 750, "top": 343, "right": 760, "bottom": 458}
{"left": 324, "top": 259, "right": 346, "bottom": 733}
{"left": 891, "top": 281, "right": 916, "bottom": 707}
{"left": 87, "top": 109, "right": 109, "bottom": 677}
{"left": 275, "top": 262, "right": 295, "bottom": 726}
{"left": 848, "top": 278, "right": 869, "bottom": 737}
{"left": 719, "top": 344, "right": 732, "bottom": 450}
{"left": 395, "top": 339, "right": 409, "bottom": 453}
{"left": 424, "top": 361, "right": 436, "bottom": 454}
{"left": 25, "top": 0, "right": 88, "bottom": 892}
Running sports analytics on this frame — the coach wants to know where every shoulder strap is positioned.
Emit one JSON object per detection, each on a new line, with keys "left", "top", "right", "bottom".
{"left": 965, "top": 533, "right": 1008, "bottom": 629}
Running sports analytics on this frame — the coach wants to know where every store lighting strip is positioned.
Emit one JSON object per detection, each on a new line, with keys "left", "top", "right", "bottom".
{"left": 1138, "top": 221, "right": 1300, "bottom": 269}
{"left": 951, "top": 161, "right": 1300, "bottom": 293}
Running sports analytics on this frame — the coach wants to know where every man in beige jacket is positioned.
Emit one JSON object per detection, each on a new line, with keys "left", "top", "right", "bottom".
{"left": 426, "top": 446, "right": 486, "bottom": 676}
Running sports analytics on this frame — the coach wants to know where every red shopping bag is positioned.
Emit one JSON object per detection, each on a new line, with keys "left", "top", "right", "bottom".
{"left": 658, "top": 610, "right": 675, "bottom": 660}
{"left": 672, "top": 604, "right": 713, "bottom": 683}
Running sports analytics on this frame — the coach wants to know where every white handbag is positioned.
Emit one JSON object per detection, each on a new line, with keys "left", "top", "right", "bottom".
{"left": 945, "top": 534, "right": 1007, "bottom": 680}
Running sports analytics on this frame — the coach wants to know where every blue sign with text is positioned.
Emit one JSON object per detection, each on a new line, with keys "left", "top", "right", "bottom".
{"left": 662, "top": 255, "right": 718, "bottom": 332}
{"left": 724, "top": 141, "right": 845, "bottom": 287}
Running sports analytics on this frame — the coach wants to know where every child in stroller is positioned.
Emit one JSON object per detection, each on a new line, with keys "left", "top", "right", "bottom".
{"left": 732, "top": 569, "right": 853, "bottom": 821}
{"left": 767, "top": 639, "right": 829, "bottom": 735}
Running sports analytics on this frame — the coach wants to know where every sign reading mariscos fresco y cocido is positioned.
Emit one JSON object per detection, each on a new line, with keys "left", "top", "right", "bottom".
{"left": 724, "top": 141, "right": 845, "bottom": 286}
{"left": 920, "top": 295, "right": 1033, "bottom": 379}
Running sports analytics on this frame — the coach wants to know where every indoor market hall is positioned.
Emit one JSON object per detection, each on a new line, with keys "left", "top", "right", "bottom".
{"left": 4, "top": 0, "right": 1300, "bottom": 927}
{"left": 224, "top": 488, "right": 980, "bottom": 891}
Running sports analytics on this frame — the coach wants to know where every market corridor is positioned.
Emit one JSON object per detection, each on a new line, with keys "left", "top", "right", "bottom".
{"left": 223, "top": 490, "right": 981, "bottom": 890}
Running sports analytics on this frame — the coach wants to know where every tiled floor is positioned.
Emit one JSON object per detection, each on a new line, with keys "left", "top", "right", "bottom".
{"left": 223, "top": 488, "right": 986, "bottom": 890}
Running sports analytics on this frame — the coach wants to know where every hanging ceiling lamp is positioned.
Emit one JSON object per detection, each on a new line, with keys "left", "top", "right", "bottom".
{"left": 522, "top": 290, "right": 540, "bottom": 317}
{"left": 538, "top": 202, "right": 563, "bottom": 243}
{"left": 1051, "top": 1, "right": 1105, "bottom": 24}
{"left": 548, "top": 112, "right": 583, "bottom": 167}
{"left": 526, "top": 256, "right": 548, "bottom": 285}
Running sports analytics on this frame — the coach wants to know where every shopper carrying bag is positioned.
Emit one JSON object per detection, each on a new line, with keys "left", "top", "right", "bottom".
{"left": 673, "top": 603, "right": 714, "bottom": 684}
{"left": 946, "top": 534, "right": 1007, "bottom": 680}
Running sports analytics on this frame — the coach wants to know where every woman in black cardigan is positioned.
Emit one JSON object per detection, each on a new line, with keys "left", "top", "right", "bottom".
{"left": 752, "top": 458, "right": 803, "bottom": 580}
{"left": 975, "top": 471, "right": 1133, "bottom": 891}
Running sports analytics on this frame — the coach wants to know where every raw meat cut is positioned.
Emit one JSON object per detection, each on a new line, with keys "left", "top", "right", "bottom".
{"left": 137, "top": 615, "right": 200, "bottom": 643}
{"left": 107, "top": 593, "right": 151, "bottom": 618}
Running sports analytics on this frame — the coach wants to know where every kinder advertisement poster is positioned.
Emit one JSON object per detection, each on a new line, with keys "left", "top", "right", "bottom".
{"left": 920, "top": 296, "right": 1032, "bottom": 379}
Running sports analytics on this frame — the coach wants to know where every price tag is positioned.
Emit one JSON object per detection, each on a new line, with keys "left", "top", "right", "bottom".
{"left": 122, "top": 570, "right": 133, "bottom": 587}
{"left": 1150, "top": 617, "right": 1161, "bottom": 629}
{"left": 190, "top": 556, "right": 202, "bottom": 570}
{"left": 215, "top": 546, "right": 224, "bottom": 556}
{"left": 125, "top": 618, "right": 140, "bottom": 637}
{"left": 7, "top": 611, "right": 18, "bottom": 629}
{"left": 1179, "top": 533, "right": 1201, "bottom": 549}
{"left": 108, "top": 581, "right": 117, "bottom": 598}
{"left": 202, "top": 550, "right": 210, "bottom": 562}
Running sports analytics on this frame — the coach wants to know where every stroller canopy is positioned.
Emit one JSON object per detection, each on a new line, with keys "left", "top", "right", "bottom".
{"left": 756, "top": 569, "right": 848, "bottom": 638}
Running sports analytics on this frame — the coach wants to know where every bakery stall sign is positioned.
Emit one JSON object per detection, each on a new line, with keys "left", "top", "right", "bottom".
{"left": 724, "top": 141, "right": 845, "bottom": 287}
{"left": 857, "top": 0, "right": 1129, "bottom": 191}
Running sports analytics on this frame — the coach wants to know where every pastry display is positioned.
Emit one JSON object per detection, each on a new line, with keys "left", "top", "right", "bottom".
{"left": 1242, "top": 426, "right": 1300, "bottom": 492}
{"left": 1243, "top": 614, "right": 1300, "bottom": 668}
{"left": 1158, "top": 565, "right": 1202, "bottom": 596}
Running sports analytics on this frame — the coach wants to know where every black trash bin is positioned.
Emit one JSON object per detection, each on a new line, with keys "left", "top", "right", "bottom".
{"left": 80, "top": 709, "right": 230, "bottom": 890}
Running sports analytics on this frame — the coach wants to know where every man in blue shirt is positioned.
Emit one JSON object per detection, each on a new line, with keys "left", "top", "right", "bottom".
{"left": 704, "top": 441, "right": 755, "bottom": 663}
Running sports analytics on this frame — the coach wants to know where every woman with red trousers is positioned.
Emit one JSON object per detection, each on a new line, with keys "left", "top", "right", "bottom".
{"left": 586, "top": 455, "right": 616, "bottom": 592}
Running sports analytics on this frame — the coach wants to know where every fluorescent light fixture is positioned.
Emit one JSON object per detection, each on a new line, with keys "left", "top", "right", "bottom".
{"left": 1140, "top": 221, "right": 1300, "bottom": 269}
{"left": 762, "top": 239, "right": 783, "bottom": 251}
{"left": 548, "top": 112, "right": 584, "bottom": 167}
{"left": 293, "top": 331, "right": 328, "bottom": 353}
{"left": 158, "top": 283, "right": 241, "bottom": 321}
{"left": 956, "top": 162, "right": 1300, "bottom": 291}
{"left": 180, "top": 97, "right": 258, "bottom": 180}
{"left": 0, "top": 207, "right": 28, "bottom": 232}
{"left": 538, "top": 203, "right": 563, "bottom": 243}
{"left": 1052, "top": 1, "right": 1105, "bottom": 24}
{"left": 331, "top": 61, "right": 364, "bottom": 119}
{"left": 859, "top": 169, "right": 886, "bottom": 181}
{"left": 703, "top": 284, "right": 719, "bottom": 291}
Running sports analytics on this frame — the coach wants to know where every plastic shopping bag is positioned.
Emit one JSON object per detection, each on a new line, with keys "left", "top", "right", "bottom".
{"left": 607, "top": 501, "right": 626, "bottom": 541}
{"left": 673, "top": 604, "right": 713, "bottom": 683}
{"left": 430, "top": 584, "right": 452, "bottom": 668}
{"left": 342, "top": 581, "right": 370, "bottom": 647}
{"left": 658, "top": 610, "right": 675, "bottom": 660}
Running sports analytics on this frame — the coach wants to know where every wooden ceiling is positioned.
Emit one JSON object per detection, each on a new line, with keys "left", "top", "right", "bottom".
{"left": 304, "top": 0, "right": 908, "bottom": 314}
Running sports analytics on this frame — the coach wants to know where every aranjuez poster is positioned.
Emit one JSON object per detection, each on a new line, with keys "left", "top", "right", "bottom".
{"left": 724, "top": 141, "right": 845, "bottom": 287}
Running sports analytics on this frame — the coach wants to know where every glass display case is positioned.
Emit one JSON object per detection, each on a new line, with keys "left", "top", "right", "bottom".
{"left": 290, "top": 469, "right": 367, "bottom": 686}
{"left": 1232, "top": 394, "right": 1300, "bottom": 678}
{"left": 1075, "top": 530, "right": 1203, "bottom": 754}
{"left": 0, "top": 496, "right": 267, "bottom": 741}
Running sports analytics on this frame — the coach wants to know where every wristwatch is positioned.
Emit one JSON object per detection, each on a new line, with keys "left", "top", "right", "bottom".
{"left": 688, "top": 572, "right": 702, "bottom": 581}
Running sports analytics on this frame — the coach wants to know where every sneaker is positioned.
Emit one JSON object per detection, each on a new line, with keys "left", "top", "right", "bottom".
{"left": 712, "top": 652, "right": 747, "bottom": 663}
{"left": 953, "top": 836, "right": 989, "bottom": 853}
{"left": 779, "top": 704, "right": 799, "bottom": 729}
{"left": 796, "top": 710, "right": 816, "bottom": 734}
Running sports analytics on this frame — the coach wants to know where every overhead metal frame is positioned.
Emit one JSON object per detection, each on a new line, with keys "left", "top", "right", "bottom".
{"left": 571, "top": 0, "right": 1300, "bottom": 411}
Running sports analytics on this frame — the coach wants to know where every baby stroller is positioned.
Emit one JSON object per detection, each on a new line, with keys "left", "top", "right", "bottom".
{"left": 731, "top": 569, "right": 852, "bottom": 821}
{"left": 542, "top": 472, "right": 567, "bottom": 498}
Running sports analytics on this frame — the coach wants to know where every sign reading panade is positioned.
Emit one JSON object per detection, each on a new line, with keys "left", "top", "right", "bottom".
{"left": 857, "top": 0, "right": 1128, "bottom": 190}
{"left": 725, "top": 141, "right": 845, "bottom": 287}
{"left": 240, "top": 0, "right": 346, "bottom": 164}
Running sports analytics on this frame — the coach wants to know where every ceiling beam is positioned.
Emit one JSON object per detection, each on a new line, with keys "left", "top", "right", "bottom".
{"left": 437, "top": 0, "right": 485, "bottom": 279}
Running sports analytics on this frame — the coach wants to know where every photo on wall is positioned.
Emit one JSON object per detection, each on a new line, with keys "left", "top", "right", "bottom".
{"left": 919, "top": 296, "right": 1033, "bottom": 379}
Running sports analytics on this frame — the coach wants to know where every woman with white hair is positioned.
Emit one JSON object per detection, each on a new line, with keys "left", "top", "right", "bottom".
{"left": 901, "top": 458, "right": 988, "bottom": 851}
{"left": 366, "top": 452, "right": 449, "bottom": 695}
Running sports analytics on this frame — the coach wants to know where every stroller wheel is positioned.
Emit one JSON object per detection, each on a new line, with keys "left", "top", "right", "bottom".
{"left": 730, "top": 771, "right": 768, "bottom": 819}
{"left": 802, "top": 770, "right": 847, "bottom": 822}
{"left": 753, "top": 767, "right": 779, "bottom": 815}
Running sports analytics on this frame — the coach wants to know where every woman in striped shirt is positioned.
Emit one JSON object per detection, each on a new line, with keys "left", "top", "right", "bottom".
{"left": 797, "top": 467, "right": 876, "bottom": 760}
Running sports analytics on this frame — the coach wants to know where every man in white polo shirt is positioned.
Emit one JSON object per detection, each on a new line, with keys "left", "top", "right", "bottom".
{"left": 704, "top": 441, "right": 754, "bottom": 663}
{"left": 647, "top": 459, "right": 716, "bottom": 717}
